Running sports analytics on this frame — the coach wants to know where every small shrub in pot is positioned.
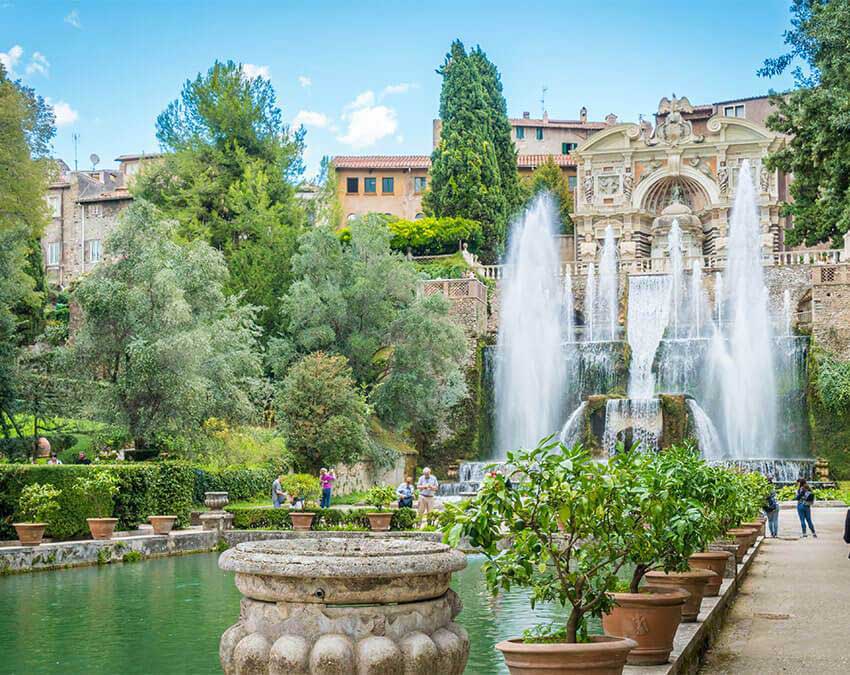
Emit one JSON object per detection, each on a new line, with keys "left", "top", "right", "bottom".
{"left": 365, "top": 485, "right": 397, "bottom": 531}
{"left": 13, "top": 483, "right": 61, "bottom": 546}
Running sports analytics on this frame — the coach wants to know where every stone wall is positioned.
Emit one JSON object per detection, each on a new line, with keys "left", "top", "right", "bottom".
{"left": 813, "top": 279, "right": 850, "bottom": 359}
{"left": 331, "top": 456, "right": 409, "bottom": 495}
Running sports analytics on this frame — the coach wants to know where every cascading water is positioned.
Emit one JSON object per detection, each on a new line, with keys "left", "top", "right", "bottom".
{"left": 783, "top": 289, "right": 792, "bottom": 336}
{"left": 668, "top": 220, "right": 684, "bottom": 338}
{"left": 687, "top": 399, "right": 724, "bottom": 460}
{"left": 494, "top": 194, "right": 566, "bottom": 457}
{"left": 585, "top": 263, "right": 596, "bottom": 341}
{"left": 690, "top": 259, "right": 704, "bottom": 338}
{"left": 563, "top": 271, "right": 575, "bottom": 343}
{"left": 598, "top": 225, "right": 619, "bottom": 341}
{"left": 559, "top": 401, "right": 588, "bottom": 447}
{"left": 714, "top": 272, "right": 724, "bottom": 327}
{"left": 602, "top": 398, "right": 662, "bottom": 454}
{"left": 708, "top": 160, "right": 777, "bottom": 459}
{"left": 627, "top": 275, "right": 671, "bottom": 398}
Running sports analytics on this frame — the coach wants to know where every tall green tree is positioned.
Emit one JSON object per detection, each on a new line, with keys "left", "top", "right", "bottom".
{"left": 72, "top": 201, "right": 264, "bottom": 448}
{"left": 136, "top": 60, "right": 305, "bottom": 334}
{"left": 524, "top": 156, "right": 574, "bottom": 232}
{"left": 760, "top": 0, "right": 850, "bottom": 246}
{"left": 424, "top": 41, "right": 508, "bottom": 262}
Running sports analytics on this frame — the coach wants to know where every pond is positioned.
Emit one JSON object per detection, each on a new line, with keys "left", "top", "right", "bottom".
{"left": 0, "top": 552, "right": 584, "bottom": 674}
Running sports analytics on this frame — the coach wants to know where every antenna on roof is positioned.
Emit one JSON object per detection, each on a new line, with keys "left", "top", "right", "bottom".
{"left": 72, "top": 133, "right": 80, "bottom": 171}
{"left": 90, "top": 153, "right": 100, "bottom": 171}
{"left": 540, "top": 85, "right": 548, "bottom": 118}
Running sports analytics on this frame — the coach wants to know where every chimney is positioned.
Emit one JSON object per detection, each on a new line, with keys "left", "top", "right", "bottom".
{"left": 543, "top": 110, "right": 549, "bottom": 123}
{"left": 522, "top": 111, "right": 530, "bottom": 119}
{"left": 605, "top": 113, "right": 618, "bottom": 126}
{"left": 580, "top": 106, "right": 587, "bottom": 123}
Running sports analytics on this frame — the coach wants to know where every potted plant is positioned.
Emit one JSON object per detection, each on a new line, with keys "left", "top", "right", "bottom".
{"left": 281, "top": 474, "right": 321, "bottom": 531}
{"left": 444, "top": 439, "right": 637, "bottom": 674}
{"left": 365, "top": 485, "right": 397, "bottom": 531}
{"left": 13, "top": 483, "right": 61, "bottom": 546}
{"left": 602, "top": 447, "right": 711, "bottom": 664}
{"left": 74, "top": 471, "right": 119, "bottom": 540}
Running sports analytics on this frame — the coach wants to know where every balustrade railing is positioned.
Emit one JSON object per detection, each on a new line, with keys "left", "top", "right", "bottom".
{"left": 420, "top": 278, "right": 488, "bottom": 302}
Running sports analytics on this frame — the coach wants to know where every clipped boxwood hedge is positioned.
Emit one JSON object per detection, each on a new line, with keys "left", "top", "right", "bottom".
{"left": 193, "top": 464, "right": 282, "bottom": 503}
{"left": 226, "top": 506, "right": 418, "bottom": 532}
{"left": 0, "top": 463, "right": 195, "bottom": 540}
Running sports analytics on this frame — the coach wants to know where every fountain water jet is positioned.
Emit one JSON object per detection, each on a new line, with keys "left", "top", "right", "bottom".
{"left": 598, "top": 225, "right": 619, "bottom": 341}
{"left": 585, "top": 263, "right": 596, "bottom": 341}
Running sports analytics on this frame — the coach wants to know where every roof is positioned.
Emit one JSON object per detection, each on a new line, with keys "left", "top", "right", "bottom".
{"left": 510, "top": 117, "right": 609, "bottom": 129}
{"left": 333, "top": 155, "right": 431, "bottom": 170}
{"left": 517, "top": 154, "right": 576, "bottom": 168}
{"left": 114, "top": 152, "right": 164, "bottom": 162}
{"left": 77, "top": 189, "right": 132, "bottom": 204}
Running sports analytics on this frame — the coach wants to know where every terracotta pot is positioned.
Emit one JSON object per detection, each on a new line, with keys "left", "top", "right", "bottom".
{"left": 289, "top": 512, "right": 314, "bottom": 531}
{"left": 148, "top": 515, "right": 178, "bottom": 535}
{"left": 737, "top": 525, "right": 759, "bottom": 549}
{"left": 367, "top": 512, "right": 393, "bottom": 532}
{"left": 602, "top": 588, "right": 689, "bottom": 665}
{"left": 644, "top": 569, "right": 714, "bottom": 622}
{"left": 688, "top": 552, "right": 729, "bottom": 597}
{"left": 87, "top": 517, "right": 119, "bottom": 540}
{"left": 496, "top": 635, "right": 637, "bottom": 674}
{"left": 13, "top": 523, "right": 47, "bottom": 546}
{"left": 741, "top": 521, "right": 764, "bottom": 539}
{"left": 726, "top": 529, "right": 753, "bottom": 562}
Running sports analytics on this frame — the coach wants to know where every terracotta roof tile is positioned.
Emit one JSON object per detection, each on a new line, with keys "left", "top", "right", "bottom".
{"left": 510, "top": 117, "right": 608, "bottom": 129}
{"left": 333, "top": 155, "right": 431, "bottom": 170}
{"left": 517, "top": 154, "right": 576, "bottom": 168}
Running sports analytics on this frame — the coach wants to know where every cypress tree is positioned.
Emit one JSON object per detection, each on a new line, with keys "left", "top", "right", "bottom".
{"left": 424, "top": 41, "right": 507, "bottom": 262}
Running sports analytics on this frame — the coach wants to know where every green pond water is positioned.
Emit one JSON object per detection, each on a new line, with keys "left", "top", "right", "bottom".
{"left": 0, "top": 552, "right": 583, "bottom": 674}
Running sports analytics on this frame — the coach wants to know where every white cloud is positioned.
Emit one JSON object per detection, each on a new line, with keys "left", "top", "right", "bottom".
{"left": 292, "top": 110, "right": 329, "bottom": 128}
{"left": 0, "top": 44, "right": 23, "bottom": 76}
{"left": 25, "top": 51, "right": 49, "bottom": 76}
{"left": 382, "top": 82, "right": 416, "bottom": 97}
{"left": 241, "top": 63, "right": 270, "bottom": 80}
{"left": 64, "top": 9, "right": 81, "bottom": 28}
{"left": 344, "top": 90, "right": 375, "bottom": 111}
{"left": 47, "top": 98, "right": 79, "bottom": 126}
{"left": 298, "top": 75, "right": 311, "bottom": 88}
{"left": 338, "top": 105, "right": 398, "bottom": 149}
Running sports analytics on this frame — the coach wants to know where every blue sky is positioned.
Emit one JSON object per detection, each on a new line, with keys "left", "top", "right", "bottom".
{"left": 2, "top": 1, "right": 797, "bottom": 177}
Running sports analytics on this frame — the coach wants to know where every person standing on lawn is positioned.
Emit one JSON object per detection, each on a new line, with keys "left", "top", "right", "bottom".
{"left": 271, "top": 475, "right": 287, "bottom": 508}
{"left": 319, "top": 468, "right": 336, "bottom": 509}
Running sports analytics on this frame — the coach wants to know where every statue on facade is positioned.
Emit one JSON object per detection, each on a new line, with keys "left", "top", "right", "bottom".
{"left": 717, "top": 162, "right": 729, "bottom": 196}
{"left": 646, "top": 94, "right": 705, "bottom": 147}
{"left": 760, "top": 165, "right": 770, "bottom": 193}
{"left": 583, "top": 174, "right": 594, "bottom": 203}
{"left": 623, "top": 170, "right": 634, "bottom": 200}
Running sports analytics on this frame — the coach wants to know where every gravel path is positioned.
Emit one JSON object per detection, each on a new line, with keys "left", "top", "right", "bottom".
{"left": 701, "top": 506, "right": 850, "bottom": 674}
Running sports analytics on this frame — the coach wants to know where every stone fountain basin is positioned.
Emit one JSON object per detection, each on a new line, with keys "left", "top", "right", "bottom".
{"left": 219, "top": 536, "right": 467, "bottom": 604}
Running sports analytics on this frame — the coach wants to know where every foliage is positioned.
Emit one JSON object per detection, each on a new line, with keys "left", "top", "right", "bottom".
{"left": 304, "top": 156, "right": 342, "bottom": 228}
{"left": 135, "top": 59, "right": 306, "bottom": 334}
{"left": 70, "top": 470, "right": 118, "bottom": 519}
{"left": 807, "top": 346, "right": 850, "bottom": 478}
{"left": 522, "top": 156, "right": 574, "bottom": 233}
{"left": 424, "top": 41, "right": 511, "bottom": 262}
{"left": 15, "top": 483, "right": 60, "bottom": 523}
{"left": 71, "top": 201, "right": 264, "bottom": 448}
{"left": 0, "top": 463, "right": 196, "bottom": 540}
{"left": 776, "top": 484, "right": 849, "bottom": 503}
{"left": 122, "top": 550, "right": 143, "bottom": 563}
{"left": 280, "top": 473, "right": 321, "bottom": 501}
{"left": 193, "top": 463, "right": 284, "bottom": 502}
{"left": 444, "top": 439, "right": 641, "bottom": 643}
{"left": 193, "top": 421, "right": 291, "bottom": 469}
{"left": 812, "top": 349, "right": 850, "bottom": 414}
{"left": 275, "top": 352, "right": 371, "bottom": 473}
{"left": 387, "top": 216, "right": 483, "bottom": 256}
{"left": 365, "top": 485, "right": 397, "bottom": 511}
{"left": 226, "top": 504, "right": 417, "bottom": 530}
{"left": 414, "top": 252, "right": 472, "bottom": 280}
{"left": 759, "top": 0, "right": 850, "bottom": 246}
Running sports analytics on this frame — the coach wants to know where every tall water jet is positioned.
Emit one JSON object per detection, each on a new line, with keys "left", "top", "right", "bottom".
{"left": 585, "top": 263, "right": 596, "bottom": 341}
{"left": 598, "top": 225, "right": 619, "bottom": 340}
{"left": 711, "top": 160, "right": 777, "bottom": 458}
{"left": 495, "top": 194, "right": 566, "bottom": 457}
{"left": 783, "top": 288, "right": 792, "bottom": 336}
{"left": 714, "top": 271, "right": 724, "bottom": 327}
{"left": 668, "top": 220, "right": 684, "bottom": 338}
{"left": 563, "top": 270, "right": 575, "bottom": 343}
{"left": 627, "top": 275, "right": 672, "bottom": 397}
{"left": 690, "top": 258, "right": 704, "bottom": 338}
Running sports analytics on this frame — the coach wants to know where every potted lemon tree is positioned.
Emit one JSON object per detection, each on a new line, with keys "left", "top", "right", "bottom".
{"left": 365, "top": 485, "right": 397, "bottom": 531}
{"left": 281, "top": 474, "right": 321, "bottom": 531}
{"left": 75, "top": 471, "right": 120, "bottom": 540}
{"left": 13, "top": 483, "right": 61, "bottom": 546}
{"left": 444, "top": 439, "right": 639, "bottom": 674}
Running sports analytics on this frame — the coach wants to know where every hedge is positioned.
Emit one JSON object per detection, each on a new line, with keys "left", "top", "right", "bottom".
{"left": 193, "top": 464, "right": 281, "bottom": 503}
{"left": 0, "top": 463, "right": 195, "bottom": 540}
{"left": 226, "top": 505, "right": 418, "bottom": 531}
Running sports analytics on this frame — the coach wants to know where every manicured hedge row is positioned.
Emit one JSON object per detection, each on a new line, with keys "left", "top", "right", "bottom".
{"left": 193, "top": 465, "right": 281, "bottom": 503}
{"left": 0, "top": 463, "right": 195, "bottom": 540}
{"left": 226, "top": 506, "right": 418, "bottom": 531}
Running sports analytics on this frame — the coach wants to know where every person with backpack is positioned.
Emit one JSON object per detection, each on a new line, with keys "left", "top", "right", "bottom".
{"left": 795, "top": 478, "right": 817, "bottom": 538}
{"left": 763, "top": 476, "right": 780, "bottom": 538}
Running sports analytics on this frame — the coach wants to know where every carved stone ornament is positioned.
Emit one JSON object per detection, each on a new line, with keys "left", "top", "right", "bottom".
{"left": 638, "top": 160, "right": 663, "bottom": 183}
{"left": 583, "top": 173, "right": 595, "bottom": 203}
{"left": 598, "top": 174, "right": 620, "bottom": 196}
{"left": 717, "top": 162, "right": 729, "bottom": 196}
{"left": 623, "top": 170, "right": 634, "bottom": 200}
{"left": 646, "top": 94, "right": 705, "bottom": 147}
{"left": 760, "top": 165, "right": 770, "bottom": 193}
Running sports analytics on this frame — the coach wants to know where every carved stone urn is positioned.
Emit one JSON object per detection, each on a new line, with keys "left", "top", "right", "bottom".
{"left": 204, "top": 491, "right": 230, "bottom": 510}
{"left": 218, "top": 536, "right": 469, "bottom": 674}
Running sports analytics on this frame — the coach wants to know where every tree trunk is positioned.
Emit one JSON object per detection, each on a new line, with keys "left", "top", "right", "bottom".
{"left": 630, "top": 563, "right": 649, "bottom": 594}
{"left": 565, "top": 607, "right": 582, "bottom": 644}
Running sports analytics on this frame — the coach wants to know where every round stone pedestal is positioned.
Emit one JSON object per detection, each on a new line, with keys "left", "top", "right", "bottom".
{"left": 218, "top": 536, "right": 469, "bottom": 675}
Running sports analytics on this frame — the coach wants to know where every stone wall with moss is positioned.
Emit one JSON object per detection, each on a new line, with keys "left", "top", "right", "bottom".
{"left": 659, "top": 394, "right": 689, "bottom": 449}
{"left": 807, "top": 345, "right": 850, "bottom": 479}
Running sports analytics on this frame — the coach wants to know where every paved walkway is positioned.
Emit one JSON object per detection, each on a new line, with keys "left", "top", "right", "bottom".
{"left": 701, "top": 506, "right": 850, "bottom": 674}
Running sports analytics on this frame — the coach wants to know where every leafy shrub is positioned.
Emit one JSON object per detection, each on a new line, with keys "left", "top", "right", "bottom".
{"left": 815, "top": 351, "right": 850, "bottom": 414}
{"left": 365, "top": 485, "right": 397, "bottom": 511}
{"left": 281, "top": 474, "right": 321, "bottom": 501}
{"left": 387, "top": 217, "right": 483, "bottom": 256}
{"left": 15, "top": 483, "right": 61, "bottom": 523}
{"left": 193, "top": 464, "right": 282, "bottom": 502}
{"left": 776, "top": 484, "right": 848, "bottom": 503}
{"left": 226, "top": 505, "right": 417, "bottom": 531}
{"left": 71, "top": 470, "right": 118, "bottom": 519}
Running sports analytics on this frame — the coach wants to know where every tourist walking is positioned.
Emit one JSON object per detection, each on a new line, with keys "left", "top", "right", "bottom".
{"left": 795, "top": 478, "right": 817, "bottom": 538}
{"left": 319, "top": 468, "right": 336, "bottom": 509}
{"left": 271, "top": 474, "right": 287, "bottom": 508}
{"left": 397, "top": 477, "right": 414, "bottom": 508}
{"left": 763, "top": 476, "right": 780, "bottom": 537}
{"left": 416, "top": 468, "right": 439, "bottom": 520}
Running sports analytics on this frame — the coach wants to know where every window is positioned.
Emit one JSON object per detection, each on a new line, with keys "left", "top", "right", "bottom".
{"left": 414, "top": 176, "right": 427, "bottom": 193}
{"left": 45, "top": 242, "right": 60, "bottom": 266}
{"left": 515, "top": 126, "right": 525, "bottom": 140}
{"left": 568, "top": 176, "right": 577, "bottom": 191}
{"left": 46, "top": 195, "right": 61, "bottom": 218}
{"left": 85, "top": 238, "right": 102, "bottom": 264}
{"left": 364, "top": 177, "right": 377, "bottom": 194}
{"left": 382, "top": 177, "right": 394, "bottom": 194}
{"left": 346, "top": 177, "right": 359, "bottom": 194}
{"left": 536, "top": 127, "right": 544, "bottom": 140}
{"left": 562, "top": 142, "right": 577, "bottom": 155}
{"left": 723, "top": 104, "right": 745, "bottom": 118}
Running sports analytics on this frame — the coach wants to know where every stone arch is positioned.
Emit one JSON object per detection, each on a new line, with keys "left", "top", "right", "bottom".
{"left": 632, "top": 165, "right": 721, "bottom": 212}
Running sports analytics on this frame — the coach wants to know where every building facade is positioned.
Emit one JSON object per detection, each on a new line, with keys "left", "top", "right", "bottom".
{"left": 334, "top": 155, "right": 431, "bottom": 223}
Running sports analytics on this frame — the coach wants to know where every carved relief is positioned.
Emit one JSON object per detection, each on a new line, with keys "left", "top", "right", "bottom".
{"left": 638, "top": 160, "right": 663, "bottom": 183}
{"left": 623, "top": 170, "right": 634, "bottom": 200}
{"left": 688, "top": 156, "right": 714, "bottom": 179}
{"left": 598, "top": 174, "right": 620, "bottom": 196}
{"left": 646, "top": 94, "right": 705, "bottom": 147}
{"left": 760, "top": 165, "right": 770, "bottom": 193}
{"left": 583, "top": 173, "right": 594, "bottom": 203}
{"left": 630, "top": 613, "right": 650, "bottom": 636}
{"left": 717, "top": 161, "right": 729, "bottom": 196}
